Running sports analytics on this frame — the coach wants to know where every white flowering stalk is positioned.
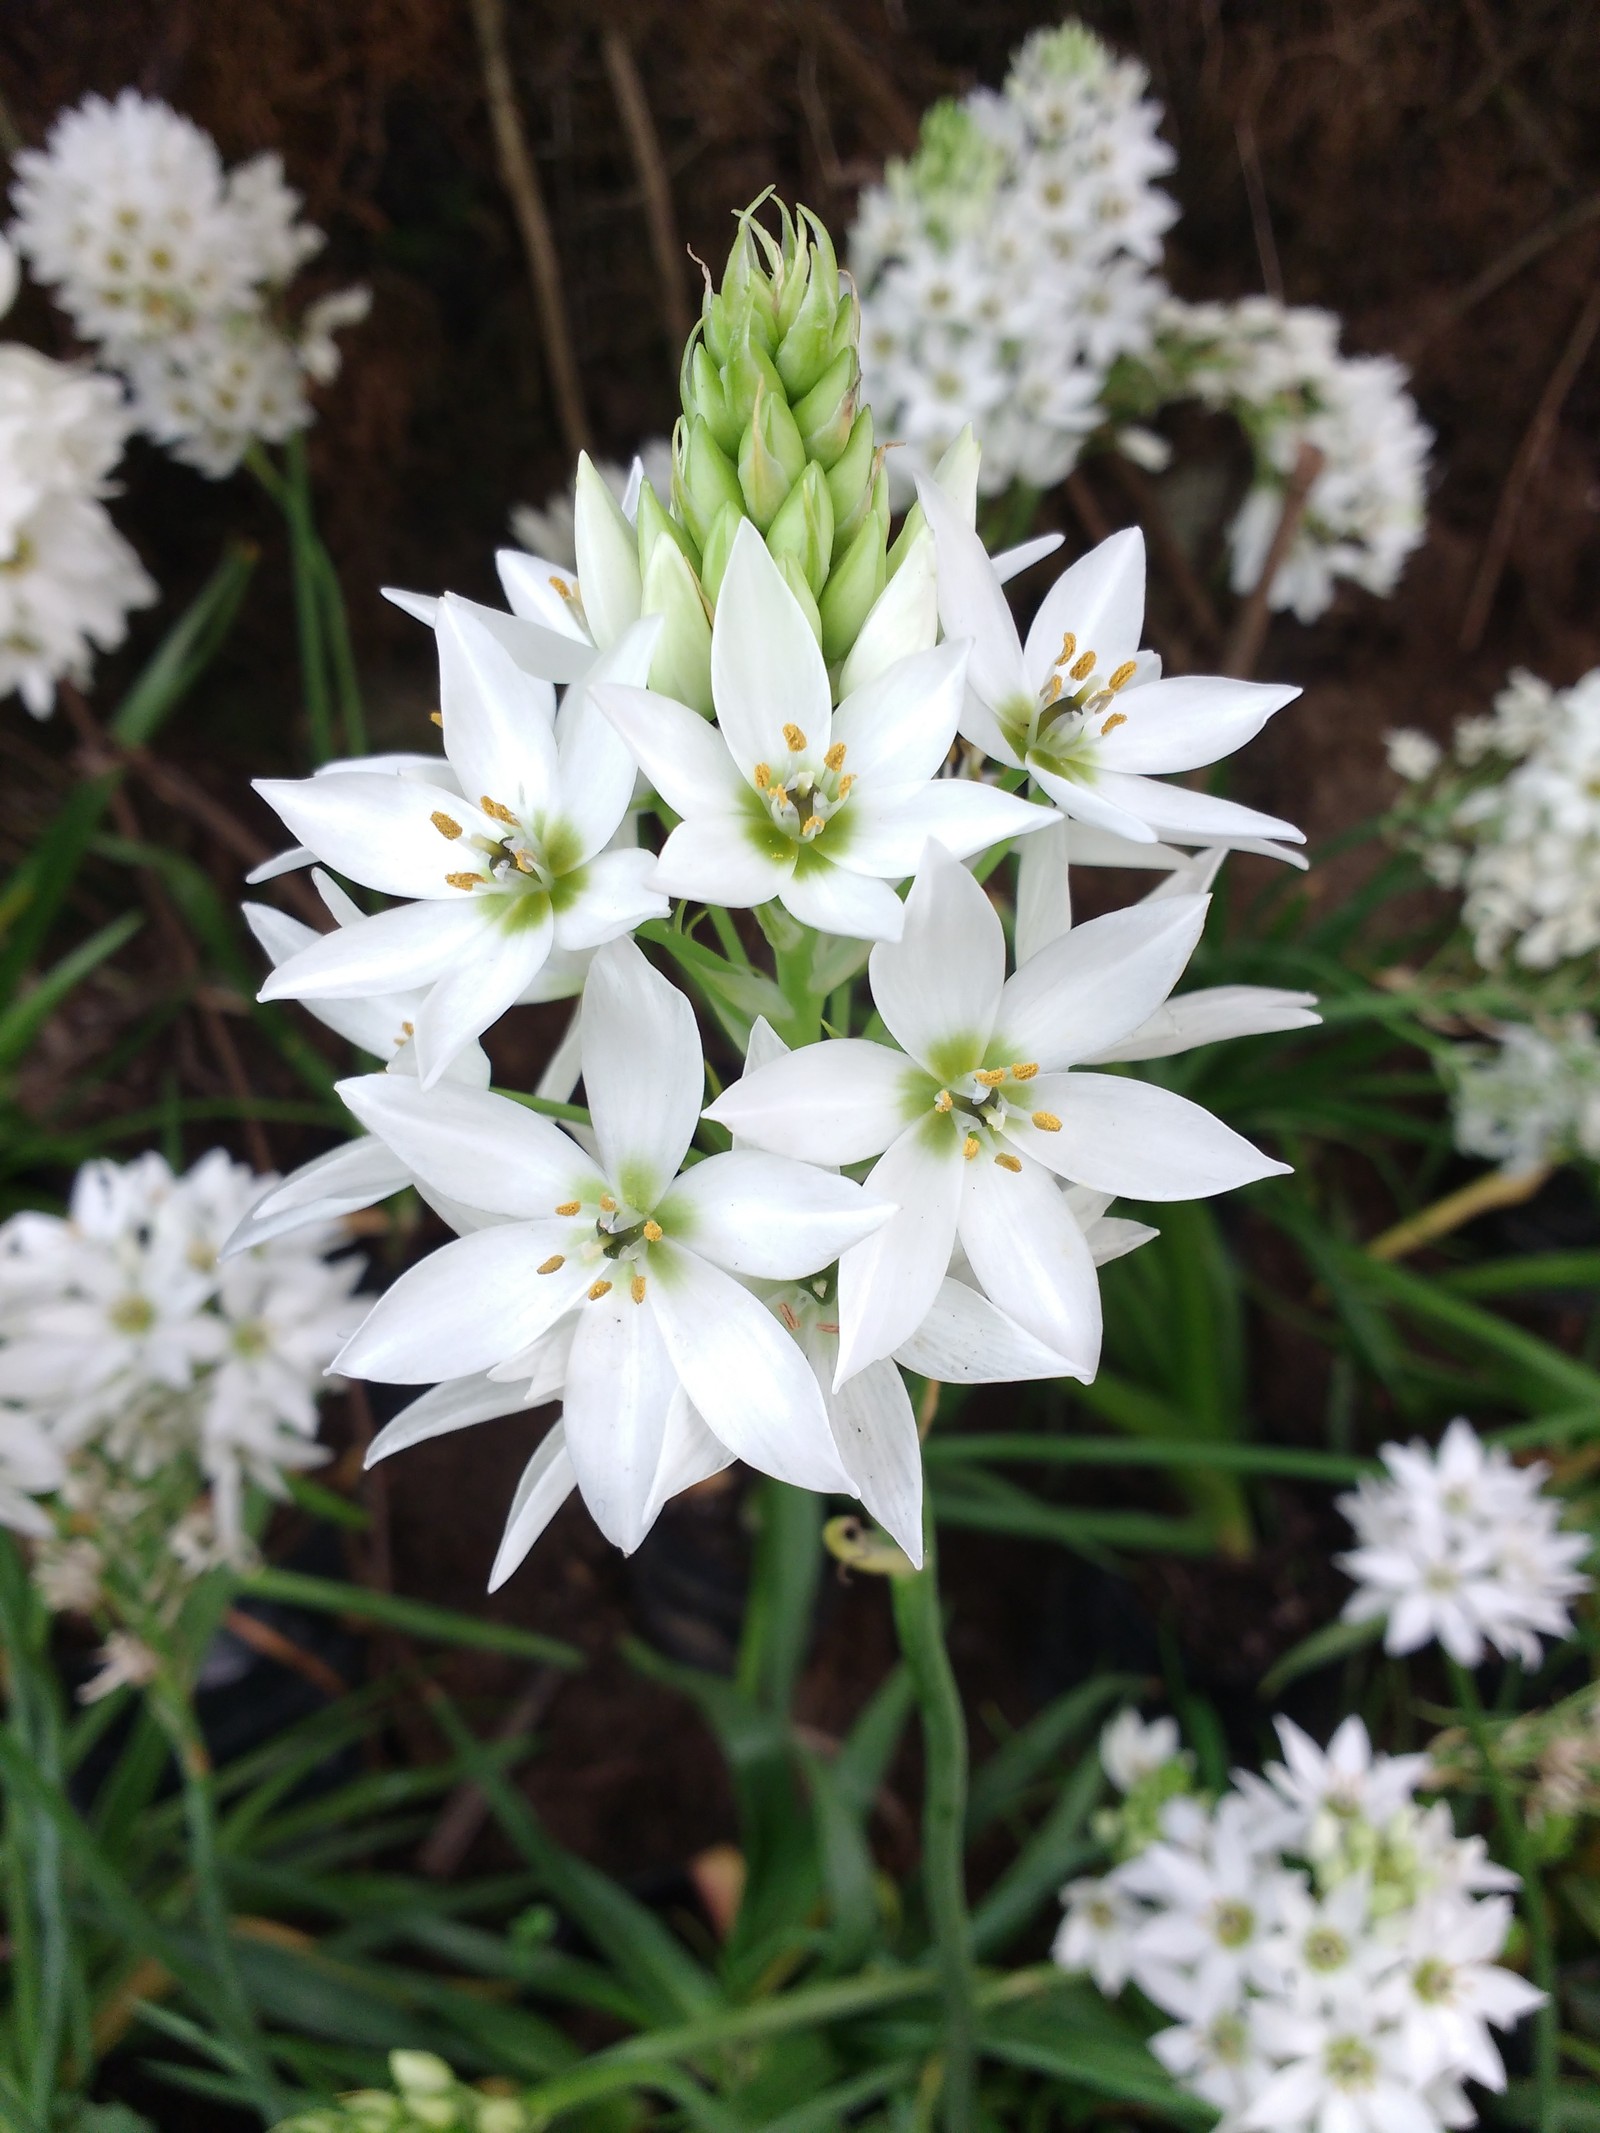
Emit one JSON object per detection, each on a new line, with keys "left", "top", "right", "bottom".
{"left": 0, "top": 1150, "right": 362, "bottom": 1696}
{"left": 1445, "top": 1017, "right": 1600, "bottom": 1176}
{"left": 10, "top": 90, "right": 368, "bottom": 476}
{"left": 1110, "top": 296, "right": 1431, "bottom": 623}
{"left": 852, "top": 21, "right": 1174, "bottom": 498}
{"left": 1337, "top": 1418, "right": 1590, "bottom": 1669}
{"left": 0, "top": 237, "right": 156, "bottom": 716}
{"left": 1057, "top": 1709, "right": 1541, "bottom": 2132}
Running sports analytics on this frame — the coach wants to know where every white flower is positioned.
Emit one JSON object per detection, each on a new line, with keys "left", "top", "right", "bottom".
{"left": 706, "top": 842, "right": 1285, "bottom": 1380}
{"left": 1100, "top": 1707, "right": 1182, "bottom": 1793}
{"left": 1379, "top": 1893, "right": 1542, "bottom": 2093}
{"left": 1123, "top": 1794, "right": 1294, "bottom": 2009}
{"left": 1336, "top": 1417, "right": 1591, "bottom": 1669}
{"left": 254, "top": 599, "right": 668, "bottom": 1087}
{"left": 328, "top": 938, "right": 893, "bottom": 1567}
{"left": 1263, "top": 1716, "right": 1430, "bottom": 1864}
{"left": 1386, "top": 728, "right": 1441, "bottom": 782}
{"left": 1258, "top": 1872, "right": 1400, "bottom": 2013}
{"left": 1054, "top": 1873, "right": 1145, "bottom": 1994}
{"left": 1243, "top": 2007, "right": 1441, "bottom": 2133}
{"left": 595, "top": 520, "right": 1047, "bottom": 942}
{"left": 1447, "top": 1017, "right": 1600, "bottom": 1176}
{"left": 0, "top": 1407, "right": 63, "bottom": 1535}
{"left": 917, "top": 480, "right": 1303, "bottom": 854}
{"left": 1149, "top": 1984, "right": 1278, "bottom": 2124}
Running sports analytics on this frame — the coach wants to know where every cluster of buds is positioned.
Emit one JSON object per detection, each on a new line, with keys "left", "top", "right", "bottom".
{"left": 273, "top": 2052, "right": 533, "bottom": 2133}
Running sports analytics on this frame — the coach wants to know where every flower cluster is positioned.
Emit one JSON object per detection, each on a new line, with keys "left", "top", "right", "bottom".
{"left": 1446, "top": 1017, "right": 1600, "bottom": 1176}
{"left": 1337, "top": 1417, "right": 1589, "bottom": 1669}
{"left": 1389, "top": 666, "right": 1600, "bottom": 971}
{"left": 273, "top": 2051, "right": 532, "bottom": 2133}
{"left": 0, "top": 1149, "right": 361, "bottom": 1694}
{"left": 10, "top": 90, "right": 368, "bottom": 476}
{"left": 1117, "top": 295, "right": 1432, "bottom": 621}
{"left": 0, "top": 237, "right": 155, "bottom": 716}
{"left": 851, "top": 20, "right": 1174, "bottom": 498}
{"left": 1057, "top": 1710, "right": 1542, "bottom": 2132}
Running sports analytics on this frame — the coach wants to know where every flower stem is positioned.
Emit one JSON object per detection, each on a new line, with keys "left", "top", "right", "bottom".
{"left": 279, "top": 438, "right": 335, "bottom": 766}
{"left": 891, "top": 1508, "right": 977, "bottom": 2129}
{"left": 1447, "top": 1655, "right": 1557, "bottom": 2132}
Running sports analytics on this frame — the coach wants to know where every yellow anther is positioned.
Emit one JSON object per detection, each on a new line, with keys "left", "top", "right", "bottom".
{"left": 512, "top": 849, "right": 537, "bottom": 873}
{"left": 445, "top": 870, "right": 483, "bottom": 891}
{"left": 1108, "top": 659, "right": 1138, "bottom": 691}
{"left": 630, "top": 1273, "right": 648, "bottom": 1304}
{"left": 1057, "top": 631, "right": 1077, "bottom": 666}
{"left": 428, "top": 710, "right": 443, "bottom": 727}
{"left": 1031, "top": 1111, "right": 1062, "bottom": 1132}
{"left": 995, "top": 1153, "right": 1023, "bottom": 1173}
{"left": 401, "top": 1019, "right": 415, "bottom": 1037}
{"left": 588, "top": 1278, "right": 613, "bottom": 1300}
{"left": 550, "top": 575, "right": 578, "bottom": 601}
{"left": 480, "top": 795, "right": 517, "bottom": 824}
{"left": 1011, "top": 1061, "right": 1039, "bottom": 1080}
{"left": 1040, "top": 674, "right": 1063, "bottom": 707}
{"left": 782, "top": 723, "right": 807, "bottom": 751}
{"left": 801, "top": 813, "right": 825, "bottom": 838}
{"left": 554, "top": 1200, "right": 581, "bottom": 1217}
{"left": 754, "top": 762, "right": 772, "bottom": 790}
{"left": 537, "top": 1254, "right": 566, "bottom": 1275}
{"left": 837, "top": 773, "right": 855, "bottom": 799}
{"left": 431, "top": 810, "right": 463, "bottom": 840}
{"left": 962, "top": 1134, "right": 980, "bottom": 1160}
{"left": 599, "top": 1194, "right": 617, "bottom": 1213}
{"left": 643, "top": 1219, "right": 663, "bottom": 1242}
{"left": 974, "top": 1068, "right": 1008, "bottom": 1087}
{"left": 1069, "top": 649, "right": 1097, "bottom": 682}
{"left": 824, "top": 741, "right": 847, "bottom": 772}
{"left": 1100, "top": 711, "right": 1128, "bottom": 736}
{"left": 933, "top": 1089, "right": 953, "bottom": 1113}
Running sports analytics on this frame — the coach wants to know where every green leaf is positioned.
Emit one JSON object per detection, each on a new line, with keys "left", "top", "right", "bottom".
{"left": 236, "top": 1567, "right": 582, "bottom": 1669}
{"left": 1259, "top": 1612, "right": 1384, "bottom": 1699}
{"left": 967, "top": 1674, "right": 1144, "bottom": 1837}
{"left": 0, "top": 913, "right": 142, "bottom": 1074}
{"left": 969, "top": 1752, "right": 1103, "bottom": 1959}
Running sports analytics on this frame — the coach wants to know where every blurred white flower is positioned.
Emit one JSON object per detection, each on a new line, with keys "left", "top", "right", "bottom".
{"left": 1447, "top": 1017, "right": 1600, "bottom": 1177}
{"left": 1100, "top": 1708, "right": 1182, "bottom": 1793}
{"left": 511, "top": 438, "right": 673, "bottom": 572}
{"left": 1385, "top": 728, "right": 1442, "bottom": 782}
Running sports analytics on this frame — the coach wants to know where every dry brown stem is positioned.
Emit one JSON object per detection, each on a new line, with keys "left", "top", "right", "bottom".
{"left": 601, "top": 23, "right": 691, "bottom": 359}
{"left": 1223, "top": 440, "right": 1326, "bottom": 679}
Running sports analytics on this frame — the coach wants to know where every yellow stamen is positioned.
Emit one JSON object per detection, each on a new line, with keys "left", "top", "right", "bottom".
{"left": 778, "top": 1301, "right": 799, "bottom": 1331}
{"left": 837, "top": 773, "right": 855, "bottom": 799}
{"left": 480, "top": 795, "right": 517, "bottom": 824}
{"left": 431, "top": 810, "right": 463, "bottom": 839}
{"left": 1031, "top": 1111, "right": 1062, "bottom": 1132}
{"left": 537, "top": 1254, "right": 565, "bottom": 1275}
{"left": 630, "top": 1273, "right": 647, "bottom": 1304}
{"left": 754, "top": 762, "right": 771, "bottom": 790}
{"left": 588, "top": 1278, "right": 613, "bottom": 1300}
{"left": 550, "top": 575, "right": 578, "bottom": 601}
{"left": 801, "top": 813, "right": 825, "bottom": 838}
{"left": 445, "top": 871, "right": 483, "bottom": 890}
{"left": 1100, "top": 710, "right": 1127, "bottom": 736}
{"left": 554, "top": 1200, "right": 581, "bottom": 1217}
{"left": 974, "top": 1068, "right": 1007, "bottom": 1087}
{"left": 512, "top": 849, "right": 537, "bottom": 873}
{"left": 817, "top": 1318, "right": 839, "bottom": 1334}
{"left": 782, "top": 722, "right": 807, "bottom": 751}
{"left": 1011, "top": 1061, "right": 1039, "bottom": 1080}
{"left": 933, "top": 1089, "right": 953, "bottom": 1113}
{"left": 401, "top": 1019, "right": 415, "bottom": 1036}
{"left": 643, "top": 1219, "right": 663, "bottom": 1242}
{"left": 599, "top": 1194, "right": 617, "bottom": 1213}
{"left": 1057, "top": 631, "right": 1077, "bottom": 666}
{"left": 429, "top": 710, "right": 443, "bottom": 727}
{"left": 962, "top": 1134, "right": 980, "bottom": 1160}
{"left": 1069, "top": 649, "right": 1097, "bottom": 683}
{"left": 824, "top": 741, "right": 847, "bottom": 772}
{"left": 1040, "top": 674, "right": 1063, "bottom": 707}
{"left": 1108, "top": 659, "right": 1138, "bottom": 691}
{"left": 995, "top": 1153, "right": 1023, "bottom": 1173}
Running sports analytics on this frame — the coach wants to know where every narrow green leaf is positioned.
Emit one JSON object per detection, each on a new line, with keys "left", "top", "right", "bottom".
{"left": 235, "top": 1567, "right": 582, "bottom": 1669}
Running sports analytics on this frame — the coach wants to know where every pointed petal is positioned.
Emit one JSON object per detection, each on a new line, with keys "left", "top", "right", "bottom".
{"left": 824, "top": 1351, "right": 925, "bottom": 1566}
{"left": 245, "top": 844, "right": 315, "bottom": 883}
{"left": 366, "top": 1354, "right": 567, "bottom": 1467}
{"left": 1090, "top": 985, "right": 1321, "bottom": 1063}
{"left": 842, "top": 781, "right": 1050, "bottom": 877}
{"left": 640, "top": 1388, "right": 737, "bottom": 1531}
{"left": 704, "top": 1037, "right": 911, "bottom": 1164}
{"left": 895, "top": 1275, "right": 1077, "bottom": 1382}
{"left": 488, "top": 1425, "right": 579, "bottom": 1590}
{"left": 494, "top": 549, "right": 595, "bottom": 653}
{"left": 838, "top": 524, "right": 938, "bottom": 696}
{"left": 383, "top": 584, "right": 438, "bottom": 628}
{"left": 413, "top": 903, "right": 554, "bottom": 1088}
{"left": 591, "top": 682, "right": 747, "bottom": 817}
{"left": 253, "top": 773, "right": 502, "bottom": 900}
{"left": 574, "top": 452, "right": 643, "bottom": 650}
{"left": 993, "top": 531, "right": 1065, "bottom": 583}
{"left": 1014, "top": 814, "right": 1072, "bottom": 964}
{"left": 995, "top": 893, "right": 1209, "bottom": 1069}
{"left": 334, "top": 1222, "right": 589, "bottom": 1383}
{"left": 780, "top": 858, "right": 906, "bottom": 942}
{"left": 914, "top": 473, "right": 1031, "bottom": 712}
{"left": 437, "top": 596, "right": 559, "bottom": 820}
{"left": 868, "top": 843, "right": 1003, "bottom": 1078}
{"left": 221, "top": 1136, "right": 410, "bottom": 1254}
{"left": 1024, "top": 762, "right": 1160, "bottom": 844}
{"left": 1015, "top": 1072, "right": 1291, "bottom": 1199}
{"left": 835, "top": 1117, "right": 965, "bottom": 1382}
{"left": 651, "top": 812, "right": 794, "bottom": 907}
{"left": 1093, "top": 674, "right": 1299, "bottom": 774}
{"left": 582, "top": 938, "right": 703, "bottom": 1208}
{"left": 560, "top": 1284, "right": 676, "bottom": 1552}
{"left": 648, "top": 1243, "right": 851, "bottom": 1491}
{"left": 712, "top": 521, "right": 833, "bottom": 773}
{"left": 551, "top": 847, "right": 669, "bottom": 951}
{"left": 554, "top": 693, "right": 640, "bottom": 865}
{"left": 336, "top": 1072, "right": 598, "bottom": 1218}
{"left": 260, "top": 898, "right": 490, "bottom": 1003}
{"left": 535, "top": 1003, "right": 585, "bottom": 1102}
{"left": 957, "top": 1155, "right": 1101, "bottom": 1377}
{"left": 659, "top": 1149, "right": 891, "bottom": 1278}
{"left": 831, "top": 640, "right": 969, "bottom": 788}
{"left": 1022, "top": 526, "right": 1146, "bottom": 684}
{"left": 1089, "top": 770, "right": 1304, "bottom": 847}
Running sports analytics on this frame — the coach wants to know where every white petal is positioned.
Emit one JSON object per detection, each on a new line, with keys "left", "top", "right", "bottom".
{"left": 838, "top": 525, "right": 938, "bottom": 696}
{"left": 1093, "top": 674, "right": 1299, "bottom": 774}
{"left": 241, "top": 900, "right": 317, "bottom": 967}
{"left": 648, "top": 1244, "right": 851, "bottom": 1491}
{"left": 1025, "top": 762, "right": 1160, "bottom": 844}
{"left": 640, "top": 1388, "right": 737, "bottom": 1531}
{"left": 253, "top": 773, "right": 502, "bottom": 900}
{"left": 591, "top": 682, "right": 747, "bottom": 817}
{"left": 994, "top": 894, "right": 1208, "bottom": 1069}
{"left": 703, "top": 1037, "right": 910, "bottom": 1164}
{"left": 830, "top": 639, "right": 969, "bottom": 788}
{"left": 993, "top": 531, "right": 1065, "bottom": 583}
{"left": 1089, "top": 770, "right": 1304, "bottom": 847}
{"left": 535, "top": 1003, "right": 585, "bottom": 1102}
{"left": 560, "top": 1284, "right": 676, "bottom": 1552}
{"left": 1022, "top": 526, "right": 1146, "bottom": 685}
{"left": 334, "top": 1222, "right": 589, "bottom": 1383}
{"left": 366, "top": 1355, "right": 567, "bottom": 1467}
{"left": 835, "top": 1118, "right": 965, "bottom": 1383}
{"left": 1090, "top": 985, "right": 1321, "bottom": 1063}
{"left": 659, "top": 1149, "right": 891, "bottom": 1278}
{"left": 551, "top": 847, "right": 669, "bottom": 951}
{"left": 894, "top": 1276, "right": 1078, "bottom": 1382}
{"left": 260, "top": 898, "right": 489, "bottom": 1002}
{"left": 554, "top": 693, "right": 640, "bottom": 865}
{"left": 1055, "top": 822, "right": 1194, "bottom": 871}
{"left": 842, "top": 780, "right": 1050, "bottom": 877}
{"left": 914, "top": 473, "right": 1031, "bottom": 713}
{"left": 413, "top": 904, "right": 555, "bottom": 1088}
{"left": 383, "top": 584, "right": 438, "bottom": 628}
{"left": 823, "top": 1350, "right": 924, "bottom": 1566}
{"left": 436, "top": 596, "right": 559, "bottom": 820}
{"left": 711, "top": 521, "right": 833, "bottom": 773}
{"left": 574, "top": 452, "right": 643, "bottom": 650}
{"left": 488, "top": 1425, "right": 578, "bottom": 1590}
{"left": 1014, "top": 814, "right": 1072, "bottom": 964}
{"left": 582, "top": 938, "right": 703, "bottom": 1208}
{"left": 336, "top": 1072, "right": 598, "bottom": 1218}
{"left": 957, "top": 1155, "right": 1101, "bottom": 1378}
{"left": 1017, "top": 1072, "right": 1291, "bottom": 1199}
{"left": 434, "top": 584, "right": 590, "bottom": 677}
{"left": 494, "top": 553, "right": 598, "bottom": 667}
{"left": 650, "top": 811, "right": 794, "bottom": 907}
{"left": 780, "top": 859, "right": 906, "bottom": 942}
{"left": 868, "top": 842, "right": 1003, "bottom": 1077}
{"left": 245, "top": 844, "right": 315, "bottom": 883}
{"left": 221, "top": 1136, "right": 411, "bottom": 1254}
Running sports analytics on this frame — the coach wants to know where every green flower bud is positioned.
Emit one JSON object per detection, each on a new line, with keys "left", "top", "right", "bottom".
{"left": 722, "top": 322, "right": 786, "bottom": 436}
{"left": 641, "top": 538, "right": 713, "bottom": 714}
{"left": 775, "top": 551, "right": 824, "bottom": 646}
{"left": 766, "top": 461, "right": 834, "bottom": 600}
{"left": 737, "top": 377, "right": 805, "bottom": 531}
{"left": 409, "top": 2101, "right": 456, "bottom": 2132}
{"left": 818, "top": 507, "right": 886, "bottom": 661}
{"left": 792, "top": 347, "right": 858, "bottom": 471}
{"left": 775, "top": 209, "right": 843, "bottom": 398}
{"left": 826, "top": 408, "right": 878, "bottom": 554}
{"left": 635, "top": 479, "right": 696, "bottom": 578}
{"left": 392, "top": 2054, "right": 455, "bottom": 2099}
{"left": 674, "top": 417, "right": 743, "bottom": 550}
{"left": 699, "top": 500, "right": 744, "bottom": 606}
{"left": 685, "top": 340, "right": 739, "bottom": 457}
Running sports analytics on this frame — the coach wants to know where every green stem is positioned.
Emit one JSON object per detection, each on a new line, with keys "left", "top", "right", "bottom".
{"left": 1447, "top": 1656, "right": 1557, "bottom": 2133}
{"left": 890, "top": 1508, "right": 977, "bottom": 2131}
{"left": 274, "top": 437, "right": 335, "bottom": 765}
{"left": 315, "top": 543, "right": 367, "bottom": 757}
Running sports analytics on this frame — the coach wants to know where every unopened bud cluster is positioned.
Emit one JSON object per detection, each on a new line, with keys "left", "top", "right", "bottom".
{"left": 273, "top": 2052, "right": 532, "bottom": 2133}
